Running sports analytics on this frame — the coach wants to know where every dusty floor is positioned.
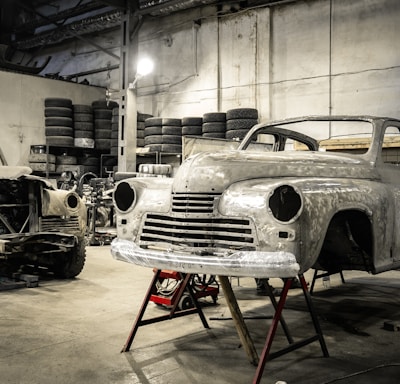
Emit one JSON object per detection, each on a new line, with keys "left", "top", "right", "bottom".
{"left": 1, "top": 245, "right": 400, "bottom": 384}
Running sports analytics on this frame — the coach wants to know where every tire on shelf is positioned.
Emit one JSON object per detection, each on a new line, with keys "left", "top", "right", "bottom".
{"left": 74, "top": 113, "right": 93, "bottom": 123}
{"left": 226, "top": 118, "right": 258, "bottom": 131}
{"left": 91, "top": 99, "right": 119, "bottom": 109}
{"left": 202, "top": 122, "right": 226, "bottom": 133}
{"left": 45, "top": 126, "right": 74, "bottom": 137}
{"left": 74, "top": 122, "right": 93, "bottom": 131}
{"left": 145, "top": 117, "right": 163, "bottom": 127}
{"left": 95, "top": 139, "right": 111, "bottom": 150}
{"left": 46, "top": 136, "right": 74, "bottom": 146}
{"left": 73, "top": 104, "right": 92, "bottom": 114}
{"left": 144, "top": 126, "right": 163, "bottom": 136}
{"left": 74, "top": 130, "right": 94, "bottom": 139}
{"left": 44, "top": 107, "right": 73, "bottom": 118}
{"left": 144, "top": 144, "right": 162, "bottom": 152}
{"left": 182, "top": 125, "right": 203, "bottom": 136}
{"left": 162, "top": 118, "right": 181, "bottom": 126}
{"left": 94, "top": 109, "right": 113, "bottom": 120}
{"left": 181, "top": 117, "right": 203, "bottom": 126}
{"left": 44, "top": 98, "right": 72, "bottom": 108}
{"left": 162, "top": 135, "right": 182, "bottom": 144}
{"left": 45, "top": 117, "right": 73, "bottom": 127}
{"left": 161, "top": 144, "right": 182, "bottom": 153}
{"left": 111, "top": 130, "right": 119, "bottom": 139}
{"left": 29, "top": 162, "right": 56, "bottom": 172}
{"left": 202, "top": 132, "right": 226, "bottom": 138}
{"left": 144, "top": 135, "right": 163, "bottom": 145}
{"left": 94, "top": 119, "right": 112, "bottom": 130}
{"left": 203, "top": 112, "right": 226, "bottom": 123}
{"left": 226, "top": 108, "right": 258, "bottom": 120}
{"left": 56, "top": 155, "right": 77, "bottom": 165}
{"left": 137, "top": 138, "right": 145, "bottom": 147}
{"left": 95, "top": 129, "right": 112, "bottom": 139}
{"left": 162, "top": 126, "right": 182, "bottom": 135}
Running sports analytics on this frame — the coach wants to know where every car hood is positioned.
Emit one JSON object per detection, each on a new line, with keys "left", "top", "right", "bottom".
{"left": 173, "top": 150, "right": 377, "bottom": 193}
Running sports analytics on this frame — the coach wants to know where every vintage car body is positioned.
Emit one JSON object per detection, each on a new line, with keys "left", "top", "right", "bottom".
{"left": 0, "top": 166, "right": 87, "bottom": 278}
{"left": 111, "top": 116, "right": 400, "bottom": 278}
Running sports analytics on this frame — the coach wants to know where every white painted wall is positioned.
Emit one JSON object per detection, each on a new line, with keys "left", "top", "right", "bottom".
{"left": 0, "top": 72, "right": 105, "bottom": 166}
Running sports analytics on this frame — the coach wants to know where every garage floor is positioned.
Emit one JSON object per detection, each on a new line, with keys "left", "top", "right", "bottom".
{"left": 1, "top": 245, "right": 400, "bottom": 384}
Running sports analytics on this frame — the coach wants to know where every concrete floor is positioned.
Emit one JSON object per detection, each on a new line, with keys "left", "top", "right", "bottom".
{"left": 1, "top": 245, "right": 400, "bottom": 384}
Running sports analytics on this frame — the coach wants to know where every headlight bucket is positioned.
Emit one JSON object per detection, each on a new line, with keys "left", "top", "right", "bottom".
{"left": 114, "top": 181, "right": 136, "bottom": 212}
{"left": 268, "top": 184, "right": 303, "bottom": 223}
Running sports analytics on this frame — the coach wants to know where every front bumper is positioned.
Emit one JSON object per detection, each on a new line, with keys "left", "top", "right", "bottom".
{"left": 110, "top": 238, "right": 300, "bottom": 278}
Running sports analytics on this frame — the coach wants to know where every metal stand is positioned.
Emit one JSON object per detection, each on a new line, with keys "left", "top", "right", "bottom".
{"left": 252, "top": 275, "right": 329, "bottom": 384}
{"left": 121, "top": 269, "right": 210, "bottom": 353}
{"left": 310, "top": 269, "right": 345, "bottom": 294}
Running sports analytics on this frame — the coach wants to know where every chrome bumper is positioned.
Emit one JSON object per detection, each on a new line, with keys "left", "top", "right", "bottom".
{"left": 111, "top": 238, "right": 300, "bottom": 278}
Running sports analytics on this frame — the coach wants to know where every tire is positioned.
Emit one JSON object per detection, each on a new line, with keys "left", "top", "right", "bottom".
{"left": 144, "top": 135, "right": 163, "bottom": 145}
{"left": 111, "top": 115, "right": 119, "bottom": 124}
{"left": 74, "top": 113, "right": 93, "bottom": 123}
{"left": 136, "top": 130, "right": 144, "bottom": 139}
{"left": 137, "top": 121, "right": 145, "bottom": 130}
{"left": 73, "top": 104, "right": 92, "bottom": 114}
{"left": 226, "top": 118, "right": 258, "bottom": 131}
{"left": 111, "top": 130, "right": 119, "bottom": 139}
{"left": 94, "top": 109, "right": 112, "bottom": 119}
{"left": 74, "top": 130, "right": 94, "bottom": 139}
{"left": 45, "top": 117, "right": 73, "bottom": 127}
{"left": 137, "top": 138, "right": 145, "bottom": 147}
{"left": 162, "top": 135, "right": 182, "bottom": 144}
{"left": 110, "top": 147, "right": 118, "bottom": 156}
{"left": 226, "top": 108, "right": 258, "bottom": 120}
{"left": 95, "top": 129, "right": 112, "bottom": 139}
{"left": 112, "top": 107, "right": 120, "bottom": 116}
{"left": 226, "top": 129, "right": 251, "bottom": 140}
{"left": 182, "top": 126, "right": 203, "bottom": 136}
{"left": 182, "top": 117, "right": 202, "bottom": 126}
{"left": 74, "top": 122, "right": 93, "bottom": 131}
{"left": 45, "top": 126, "right": 74, "bottom": 137}
{"left": 46, "top": 136, "right": 74, "bottom": 146}
{"left": 95, "top": 139, "right": 111, "bottom": 150}
{"left": 202, "top": 132, "right": 226, "bottom": 138}
{"left": 144, "top": 126, "right": 162, "bottom": 136}
{"left": 53, "top": 240, "right": 86, "bottom": 278}
{"left": 137, "top": 112, "right": 153, "bottom": 121}
{"left": 161, "top": 144, "right": 182, "bottom": 153}
{"left": 144, "top": 144, "right": 162, "bottom": 152}
{"left": 203, "top": 112, "right": 226, "bottom": 123}
{"left": 45, "top": 107, "right": 72, "bottom": 118}
{"left": 202, "top": 122, "right": 226, "bottom": 133}
{"left": 162, "top": 126, "right": 182, "bottom": 135}
{"left": 178, "top": 293, "right": 194, "bottom": 310}
{"left": 94, "top": 119, "right": 111, "bottom": 130}
{"left": 162, "top": 118, "right": 181, "bottom": 126}
{"left": 92, "top": 100, "right": 118, "bottom": 109}
{"left": 145, "top": 117, "right": 163, "bottom": 127}
{"left": 44, "top": 98, "right": 72, "bottom": 108}
{"left": 74, "top": 138, "right": 94, "bottom": 148}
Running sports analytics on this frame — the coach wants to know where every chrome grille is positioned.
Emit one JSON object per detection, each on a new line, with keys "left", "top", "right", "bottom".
{"left": 140, "top": 214, "right": 256, "bottom": 251}
{"left": 40, "top": 216, "right": 80, "bottom": 232}
{"left": 171, "top": 193, "right": 219, "bottom": 214}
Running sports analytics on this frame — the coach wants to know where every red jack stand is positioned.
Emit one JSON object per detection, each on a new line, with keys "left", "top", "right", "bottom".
{"left": 121, "top": 269, "right": 210, "bottom": 353}
{"left": 252, "top": 274, "right": 329, "bottom": 384}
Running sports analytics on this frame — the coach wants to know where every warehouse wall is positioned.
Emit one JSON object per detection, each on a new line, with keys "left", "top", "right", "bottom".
{"left": 134, "top": 0, "right": 400, "bottom": 121}
{"left": 0, "top": 71, "right": 105, "bottom": 166}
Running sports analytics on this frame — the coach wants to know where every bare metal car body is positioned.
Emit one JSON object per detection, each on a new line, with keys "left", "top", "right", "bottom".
{"left": 111, "top": 116, "right": 400, "bottom": 278}
{"left": 0, "top": 166, "right": 87, "bottom": 278}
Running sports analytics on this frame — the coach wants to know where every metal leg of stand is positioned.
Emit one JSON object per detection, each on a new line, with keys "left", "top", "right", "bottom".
{"left": 121, "top": 270, "right": 210, "bottom": 353}
{"left": 252, "top": 275, "right": 329, "bottom": 384}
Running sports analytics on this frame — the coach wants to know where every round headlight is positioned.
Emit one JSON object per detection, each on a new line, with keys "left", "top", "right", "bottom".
{"left": 268, "top": 185, "right": 302, "bottom": 222}
{"left": 66, "top": 193, "right": 79, "bottom": 209}
{"left": 114, "top": 181, "right": 136, "bottom": 212}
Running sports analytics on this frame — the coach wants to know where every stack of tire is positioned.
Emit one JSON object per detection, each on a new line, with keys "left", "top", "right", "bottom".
{"left": 202, "top": 112, "right": 226, "bottom": 139}
{"left": 56, "top": 153, "right": 78, "bottom": 174}
{"left": 161, "top": 118, "right": 182, "bottom": 153}
{"left": 137, "top": 112, "right": 153, "bottom": 148}
{"left": 144, "top": 117, "right": 182, "bottom": 154}
{"left": 91, "top": 99, "right": 119, "bottom": 152}
{"left": 225, "top": 108, "right": 259, "bottom": 140}
{"left": 73, "top": 104, "right": 94, "bottom": 148}
{"left": 44, "top": 98, "right": 74, "bottom": 147}
{"left": 181, "top": 117, "right": 203, "bottom": 137}
{"left": 111, "top": 107, "right": 119, "bottom": 156}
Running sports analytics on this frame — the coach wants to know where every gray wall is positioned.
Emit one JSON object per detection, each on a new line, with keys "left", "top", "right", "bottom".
{"left": 0, "top": 72, "right": 105, "bottom": 166}
{"left": 33, "top": 0, "right": 400, "bottom": 122}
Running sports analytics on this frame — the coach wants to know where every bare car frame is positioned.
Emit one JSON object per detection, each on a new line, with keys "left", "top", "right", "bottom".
{"left": 0, "top": 166, "right": 87, "bottom": 278}
{"left": 111, "top": 116, "right": 400, "bottom": 278}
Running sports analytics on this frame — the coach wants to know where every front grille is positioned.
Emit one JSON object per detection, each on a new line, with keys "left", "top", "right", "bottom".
{"left": 171, "top": 193, "right": 219, "bottom": 214}
{"left": 40, "top": 216, "right": 80, "bottom": 232}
